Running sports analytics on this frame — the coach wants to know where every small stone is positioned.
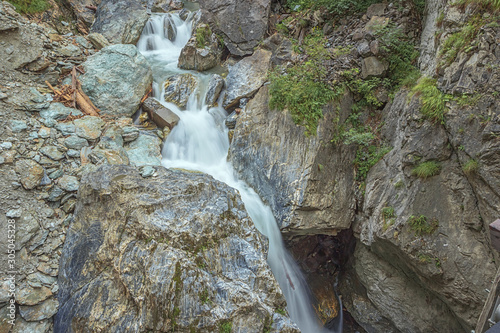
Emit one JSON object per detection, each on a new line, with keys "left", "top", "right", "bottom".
{"left": 19, "top": 298, "right": 59, "bottom": 321}
{"left": 48, "top": 169, "right": 64, "bottom": 179}
{"left": 75, "top": 36, "right": 92, "bottom": 49}
{"left": 11, "top": 317, "right": 51, "bottom": 333}
{"left": 225, "top": 111, "right": 238, "bottom": 129}
{"left": 15, "top": 159, "right": 44, "bottom": 189}
{"left": 67, "top": 149, "right": 80, "bottom": 158}
{"left": 125, "top": 133, "right": 162, "bottom": 167}
{"left": 6, "top": 208, "right": 22, "bottom": 218}
{"left": 39, "top": 145, "right": 65, "bottom": 160}
{"left": 140, "top": 165, "right": 155, "bottom": 177}
{"left": 361, "top": 56, "right": 389, "bottom": 79}
{"left": 122, "top": 126, "right": 140, "bottom": 142}
{"left": 205, "top": 74, "right": 225, "bottom": 106}
{"left": 48, "top": 186, "right": 64, "bottom": 201}
{"left": 10, "top": 120, "right": 27, "bottom": 132}
{"left": 58, "top": 175, "right": 79, "bottom": 192}
{"left": 55, "top": 123, "right": 76, "bottom": 135}
{"left": 74, "top": 116, "right": 105, "bottom": 140}
{"left": 38, "top": 127, "right": 51, "bottom": 138}
{"left": 57, "top": 43, "right": 81, "bottom": 57}
{"left": 164, "top": 73, "right": 198, "bottom": 108}
{"left": 0, "top": 142, "right": 13, "bottom": 149}
{"left": 87, "top": 32, "right": 111, "bottom": 50}
{"left": 365, "top": 16, "right": 389, "bottom": 32}
{"left": 16, "top": 286, "right": 52, "bottom": 306}
{"left": 64, "top": 135, "right": 89, "bottom": 149}
{"left": 0, "top": 92, "right": 7, "bottom": 99}
{"left": 366, "top": 3, "right": 387, "bottom": 18}
{"left": 40, "top": 117, "right": 57, "bottom": 128}
{"left": 142, "top": 97, "right": 180, "bottom": 129}
{"left": 40, "top": 103, "right": 82, "bottom": 120}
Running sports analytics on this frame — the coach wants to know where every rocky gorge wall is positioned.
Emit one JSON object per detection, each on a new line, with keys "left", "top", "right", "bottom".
{"left": 226, "top": 0, "right": 500, "bottom": 332}
{"left": 0, "top": 0, "right": 499, "bottom": 331}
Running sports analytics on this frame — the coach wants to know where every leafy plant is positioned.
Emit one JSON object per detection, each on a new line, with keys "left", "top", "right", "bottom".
{"left": 411, "top": 161, "right": 441, "bottom": 179}
{"left": 381, "top": 206, "right": 396, "bottom": 231}
{"left": 408, "top": 215, "right": 439, "bottom": 236}
{"left": 276, "top": 308, "right": 287, "bottom": 316}
{"left": 219, "top": 321, "right": 232, "bottom": 333}
{"left": 462, "top": 159, "right": 479, "bottom": 174}
{"left": 410, "top": 77, "right": 450, "bottom": 124}
{"left": 196, "top": 25, "right": 212, "bottom": 48}
{"left": 8, "top": 0, "right": 50, "bottom": 13}
{"left": 269, "top": 30, "right": 344, "bottom": 135}
{"left": 354, "top": 145, "right": 392, "bottom": 181}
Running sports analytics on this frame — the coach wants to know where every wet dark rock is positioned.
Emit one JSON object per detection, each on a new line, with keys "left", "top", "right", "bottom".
{"left": 142, "top": 97, "right": 180, "bottom": 129}
{"left": 163, "top": 73, "right": 197, "bottom": 108}
{"left": 204, "top": 74, "right": 224, "bottom": 107}
{"left": 223, "top": 49, "right": 272, "bottom": 108}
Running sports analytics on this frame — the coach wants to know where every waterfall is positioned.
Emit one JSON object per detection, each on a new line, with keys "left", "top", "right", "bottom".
{"left": 137, "top": 13, "right": 342, "bottom": 333}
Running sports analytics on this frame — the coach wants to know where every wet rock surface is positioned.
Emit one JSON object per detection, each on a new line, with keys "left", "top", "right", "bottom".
{"left": 223, "top": 49, "right": 272, "bottom": 109}
{"left": 55, "top": 165, "right": 297, "bottom": 332}
{"left": 163, "top": 73, "right": 198, "bottom": 108}
{"left": 230, "top": 86, "right": 357, "bottom": 234}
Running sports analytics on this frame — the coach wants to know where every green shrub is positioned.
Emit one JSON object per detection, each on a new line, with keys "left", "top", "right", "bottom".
{"left": 219, "top": 321, "right": 232, "bottom": 333}
{"left": 8, "top": 0, "right": 50, "bottom": 13}
{"left": 269, "top": 30, "right": 344, "bottom": 135}
{"left": 454, "top": 0, "right": 500, "bottom": 12}
{"left": 410, "top": 77, "right": 449, "bottom": 124}
{"left": 462, "top": 159, "right": 479, "bottom": 174}
{"left": 411, "top": 161, "right": 441, "bottom": 179}
{"left": 286, "top": 0, "right": 379, "bottom": 15}
{"left": 381, "top": 206, "right": 396, "bottom": 231}
{"left": 354, "top": 145, "right": 392, "bottom": 181}
{"left": 408, "top": 215, "right": 439, "bottom": 236}
{"left": 196, "top": 25, "right": 212, "bottom": 48}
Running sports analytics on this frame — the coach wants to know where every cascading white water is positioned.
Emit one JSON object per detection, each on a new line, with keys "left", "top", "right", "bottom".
{"left": 138, "top": 13, "right": 342, "bottom": 333}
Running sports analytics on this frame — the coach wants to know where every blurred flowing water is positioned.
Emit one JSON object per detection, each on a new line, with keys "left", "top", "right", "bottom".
{"left": 137, "top": 13, "right": 342, "bottom": 333}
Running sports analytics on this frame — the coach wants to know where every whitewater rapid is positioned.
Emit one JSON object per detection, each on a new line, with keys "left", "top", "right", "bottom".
{"left": 137, "top": 13, "right": 341, "bottom": 333}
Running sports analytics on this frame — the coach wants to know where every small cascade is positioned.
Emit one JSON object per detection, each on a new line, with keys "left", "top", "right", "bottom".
{"left": 137, "top": 13, "right": 342, "bottom": 333}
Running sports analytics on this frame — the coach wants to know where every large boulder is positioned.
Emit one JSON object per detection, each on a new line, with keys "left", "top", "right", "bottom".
{"left": 229, "top": 86, "right": 357, "bottom": 234}
{"left": 223, "top": 49, "right": 272, "bottom": 109}
{"left": 55, "top": 165, "right": 299, "bottom": 332}
{"left": 90, "top": 0, "right": 149, "bottom": 45}
{"left": 80, "top": 44, "right": 153, "bottom": 117}
{"left": 198, "top": 0, "right": 271, "bottom": 56}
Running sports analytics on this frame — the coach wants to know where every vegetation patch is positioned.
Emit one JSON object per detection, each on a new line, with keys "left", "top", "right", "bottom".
{"left": 196, "top": 25, "right": 212, "bottom": 49}
{"left": 381, "top": 206, "right": 396, "bottom": 231}
{"left": 269, "top": 30, "right": 344, "bottom": 135}
{"left": 8, "top": 0, "right": 50, "bottom": 14}
{"left": 417, "top": 253, "right": 442, "bottom": 268}
{"left": 199, "top": 288, "right": 211, "bottom": 305}
{"left": 409, "top": 77, "right": 450, "bottom": 124}
{"left": 411, "top": 160, "right": 441, "bottom": 179}
{"left": 462, "top": 158, "right": 479, "bottom": 174}
{"left": 286, "top": 0, "right": 379, "bottom": 16}
{"left": 219, "top": 321, "right": 232, "bottom": 333}
{"left": 408, "top": 215, "right": 439, "bottom": 236}
{"left": 354, "top": 145, "right": 392, "bottom": 181}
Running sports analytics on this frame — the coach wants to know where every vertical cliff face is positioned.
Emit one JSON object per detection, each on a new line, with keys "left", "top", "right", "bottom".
{"left": 229, "top": 86, "right": 357, "bottom": 235}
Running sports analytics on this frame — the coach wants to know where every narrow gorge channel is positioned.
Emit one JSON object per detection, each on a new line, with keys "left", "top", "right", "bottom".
{"left": 138, "top": 13, "right": 341, "bottom": 333}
